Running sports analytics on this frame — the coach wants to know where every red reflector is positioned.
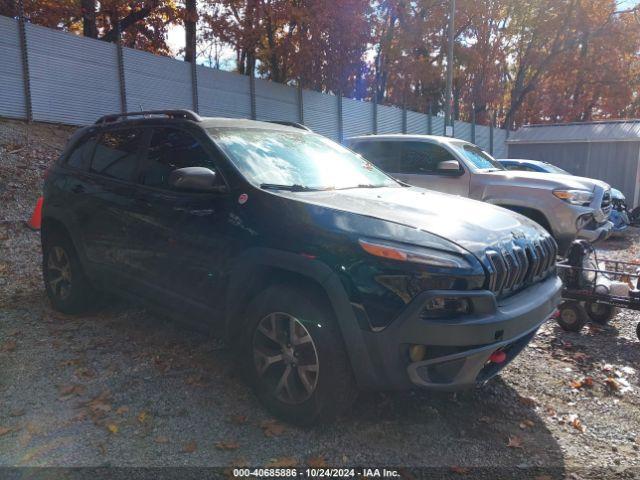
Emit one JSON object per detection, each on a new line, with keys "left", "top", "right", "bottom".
{"left": 489, "top": 350, "right": 506, "bottom": 364}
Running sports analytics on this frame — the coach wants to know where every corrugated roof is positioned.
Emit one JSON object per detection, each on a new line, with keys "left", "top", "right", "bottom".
{"left": 506, "top": 120, "right": 640, "bottom": 144}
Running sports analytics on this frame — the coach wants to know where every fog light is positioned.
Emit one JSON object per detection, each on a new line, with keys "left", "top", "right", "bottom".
{"left": 421, "top": 297, "right": 471, "bottom": 319}
{"left": 409, "top": 344, "right": 427, "bottom": 362}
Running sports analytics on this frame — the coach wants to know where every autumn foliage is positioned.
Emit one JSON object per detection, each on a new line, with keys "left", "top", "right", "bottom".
{"left": 2, "top": 0, "right": 639, "bottom": 128}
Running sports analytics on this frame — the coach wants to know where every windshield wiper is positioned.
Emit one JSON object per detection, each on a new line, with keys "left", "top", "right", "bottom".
{"left": 260, "top": 183, "right": 323, "bottom": 192}
{"left": 337, "top": 184, "right": 387, "bottom": 190}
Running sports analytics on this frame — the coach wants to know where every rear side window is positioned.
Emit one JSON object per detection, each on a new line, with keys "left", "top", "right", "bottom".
{"left": 140, "top": 127, "right": 217, "bottom": 189}
{"left": 399, "top": 142, "right": 456, "bottom": 174}
{"left": 91, "top": 129, "right": 146, "bottom": 181}
{"left": 65, "top": 133, "right": 99, "bottom": 170}
{"left": 350, "top": 141, "right": 400, "bottom": 172}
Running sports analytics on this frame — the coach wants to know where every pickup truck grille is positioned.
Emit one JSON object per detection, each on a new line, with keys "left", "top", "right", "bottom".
{"left": 601, "top": 190, "right": 612, "bottom": 216}
{"left": 486, "top": 236, "right": 557, "bottom": 297}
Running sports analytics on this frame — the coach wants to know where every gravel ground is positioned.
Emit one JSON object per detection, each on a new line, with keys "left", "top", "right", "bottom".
{"left": 1, "top": 118, "right": 639, "bottom": 475}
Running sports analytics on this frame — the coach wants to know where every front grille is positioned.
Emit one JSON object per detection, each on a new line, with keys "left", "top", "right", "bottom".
{"left": 486, "top": 236, "right": 557, "bottom": 297}
{"left": 601, "top": 190, "right": 612, "bottom": 215}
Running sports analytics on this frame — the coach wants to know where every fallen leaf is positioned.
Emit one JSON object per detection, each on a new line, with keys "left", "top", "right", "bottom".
{"left": 518, "top": 396, "right": 537, "bottom": 407}
{"left": 137, "top": 411, "right": 149, "bottom": 423}
{"left": 571, "top": 417, "right": 586, "bottom": 433}
{"left": 229, "top": 415, "right": 249, "bottom": 425}
{"left": 116, "top": 406, "right": 129, "bottom": 415}
{"left": 307, "top": 456, "right": 328, "bottom": 468}
{"left": 182, "top": 441, "right": 197, "bottom": 453}
{"left": 260, "top": 419, "right": 286, "bottom": 437}
{"left": 267, "top": 457, "right": 297, "bottom": 468}
{"left": 519, "top": 420, "right": 535, "bottom": 429}
{"left": 450, "top": 466, "right": 470, "bottom": 474}
{"left": 58, "top": 384, "right": 86, "bottom": 398}
{"left": 605, "top": 377, "right": 621, "bottom": 392}
{"left": 1, "top": 340, "right": 17, "bottom": 353}
{"left": 0, "top": 427, "right": 12, "bottom": 436}
{"left": 154, "top": 436, "right": 169, "bottom": 444}
{"left": 215, "top": 440, "right": 240, "bottom": 451}
{"left": 507, "top": 436, "right": 523, "bottom": 449}
{"left": 572, "top": 352, "right": 589, "bottom": 362}
{"left": 478, "top": 416, "right": 493, "bottom": 424}
{"left": 570, "top": 377, "right": 594, "bottom": 389}
{"left": 106, "top": 423, "right": 118, "bottom": 434}
{"left": 10, "top": 409, "right": 25, "bottom": 417}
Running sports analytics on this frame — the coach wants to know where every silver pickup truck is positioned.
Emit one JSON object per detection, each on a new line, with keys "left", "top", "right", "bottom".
{"left": 346, "top": 134, "right": 613, "bottom": 256}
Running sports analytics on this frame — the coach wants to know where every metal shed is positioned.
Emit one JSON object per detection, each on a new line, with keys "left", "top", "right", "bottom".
{"left": 506, "top": 120, "right": 640, "bottom": 207}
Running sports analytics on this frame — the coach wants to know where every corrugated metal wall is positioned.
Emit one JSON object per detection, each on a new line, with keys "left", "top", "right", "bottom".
{"left": 0, "top": 16, "right": 26, "bottom": 119}
{"left": 342, "top": 97, "right": 373, "bottom": 138}
{"left": 0, "top": 16, "right": 509, "bottom": 154}
{"left": 493, "top": 129, "right": 508, "bottom": 158}
{"left": 197, "top": 67, "right": 251, "bottom": 119}
{"left": 508, "top": 141, "right": 640, "bottom": 207}
{"left": 27, "top": 22, "right": 120, "bottom": 125}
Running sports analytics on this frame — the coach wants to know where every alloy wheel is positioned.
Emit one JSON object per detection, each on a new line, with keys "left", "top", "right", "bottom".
{"left": 252, "top": 312, "right": 319, "bottom": 404}
{"left": 47, "top": 246, "right": 72, "bottom": 300}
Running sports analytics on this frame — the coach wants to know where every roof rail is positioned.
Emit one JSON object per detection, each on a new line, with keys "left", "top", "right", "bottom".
{"left": 266, "top": 120, "right": 312, "bottom": 132}
{"left": 95, "top": 109, "right": 202, "bottom": 125}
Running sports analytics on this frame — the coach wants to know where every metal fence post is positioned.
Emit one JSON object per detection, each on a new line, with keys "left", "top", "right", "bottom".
{"left": 17, "top": 0, "right": 33, "bottom": 122}
{"left": 337, "top": 91, "right": 344, "bottom": 143}
{"left": 402, "top": 95, "right": 407, "bottom": 134}
{"left": 297, "top": 82, "right": 304, "bottom": 124}
{"left": 115, "top": 23, "right": 127, "bottom": 113}
{"left": 489, "top": 112, "right": 495, "bottom": 155}
{"left": 372, "top": 84, "right": 378, "bottom": 134}
{"left": 249, "top": 73, "right": 256, "bottom": 120}
{"left": 190, "top": 59, "right": 199, "bottom": 113}
{"left": 471, "top": 106, "right": 476, "bottom": 144}
{"left": 427, "top": 103, "right": 432, "bottom": 134}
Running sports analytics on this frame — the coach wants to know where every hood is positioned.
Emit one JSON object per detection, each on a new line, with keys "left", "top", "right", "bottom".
{"left": 480, "top": 170, "right": 610, "bottom": 192}
{"left": 273, "top": 186, "right": 549, "bottom": 257}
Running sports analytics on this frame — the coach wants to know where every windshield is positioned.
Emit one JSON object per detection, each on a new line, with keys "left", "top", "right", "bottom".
{"left": 209, "top": 128, "right": 399, "bottom": 190}
{"left": 541, "top": 163, "right": 571, "bottom": 175}
{"left": 451, "top": 142, "right": 505, "bottom": 171}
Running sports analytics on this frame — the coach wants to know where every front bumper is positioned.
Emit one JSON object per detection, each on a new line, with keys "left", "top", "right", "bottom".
{"left": 577, "top": 220, "right": 613, "bottom": 243}
{"left": 357, "top": 275, "right": 562, "bottom": 390}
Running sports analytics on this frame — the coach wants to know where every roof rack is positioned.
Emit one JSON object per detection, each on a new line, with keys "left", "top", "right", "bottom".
{"left": 266, "top": 121, "right": 312, "bottom": 132}
{"left": 95, "top": 109, "right": 202, "bottom": 125}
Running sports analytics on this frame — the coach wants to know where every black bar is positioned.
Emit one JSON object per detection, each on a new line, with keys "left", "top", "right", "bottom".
{"left": 337, "top": 91, "right": 343, "bottom": 143}
{"left": 190, "top": 59, "right": 199, "bottom": 113}
{"left": 17, "top": 0, "right": 33, "bottom": 123}
{"left": 427, "top": 103, "right": 432, "bottom": 134}
{"left": 372, "top": 84, "right": 378, "bottom": 134}
{"left": 115, "top": 23, "right": 127, "bottom": 114}
{"left": 471, "top": 106, "right": 476, "bottom": 143}
{"left": 297, "top": 82, "right": 304, "bottom": 124}
{"left": 249, "top": 74, "right": 256, "bottom": 120}
{"left": 489, "top": 112, "right": 495, "bottom": 155}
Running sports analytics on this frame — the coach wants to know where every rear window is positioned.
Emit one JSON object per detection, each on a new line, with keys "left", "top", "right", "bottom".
{"left": 90, "top": 129, "right": 146, "bottom": 181}
{"left": 65, "top": 133, "right": 99, "bottom": 170}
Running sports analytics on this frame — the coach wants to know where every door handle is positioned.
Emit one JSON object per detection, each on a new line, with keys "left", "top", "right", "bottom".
{"left": 71, "top": 184, "right": 85, "bottom": 194}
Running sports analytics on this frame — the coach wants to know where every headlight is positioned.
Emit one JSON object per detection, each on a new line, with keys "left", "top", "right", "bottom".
{"left": 358, "top": 238, "right": 471, "bottom": 269}
{"left": 553, "top": 189, "right": 593, "bottom": 206}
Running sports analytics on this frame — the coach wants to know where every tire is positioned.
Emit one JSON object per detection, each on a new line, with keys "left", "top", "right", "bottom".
{"left": 556, "top": 301, "right": 587, "bottom": 332}
{"left": 636, "top": 322, "right": 640, "bottom": 341}
{"left": 585, "top": 302, "right": 617, "bottom": 325}
{"left": 43, "top": 230, "right": 97, "bottom": 314}
{"left": 240, "top": 283, "right": 358, "bottom": 425}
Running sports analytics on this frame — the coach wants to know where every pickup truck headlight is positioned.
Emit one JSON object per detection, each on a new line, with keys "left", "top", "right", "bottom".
{"left": 553, "top": 189, "right": 593, "bottom": 206}
{"left": 358, "top": 238, "right": 471, "bottom": 269}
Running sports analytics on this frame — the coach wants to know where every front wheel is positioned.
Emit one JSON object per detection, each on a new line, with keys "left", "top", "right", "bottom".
{"left": 585, "top": 302, "right": 617, "bottom": 325}
{"left": 556, "top": 301, "right": 587, "bottom": 332}
{"left": 241, "top": 284, "right": 358, "bottom": 425}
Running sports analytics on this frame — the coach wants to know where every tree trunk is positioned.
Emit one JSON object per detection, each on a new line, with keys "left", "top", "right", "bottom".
{"left": 184, "top": 0, "right": 197, "bottom": 63}
{"left": 81, "top": 0, "right": 97, "bottom": 38}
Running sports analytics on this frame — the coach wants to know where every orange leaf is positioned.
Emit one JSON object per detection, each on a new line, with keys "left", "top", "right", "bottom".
{"left": 229, "top": 415, "right": 249, "bottom": 425}
{"left": 450, "top": 466, "right": 470, "bottom": 474}
{"left": 571, "top": 417, "right": 586, "bottom": 433}
{"left": 519, "top": 419, "right": 535, "bottom": 429}
{"left": 183, "top": 441, "right": 197, "bottom": 453}
{"left": 307, "top": 456, "right": 328, "bottom": 468}
{"left": 0, "top": 427, "right": 12, "bottom": 436}
{"left": 137, "top": 411, "right": 149, "bottom": 423}
{"left": 155, "top": 436, "right": 169, "bottom": 444}
{"left": 215, "top": 441, "right": 240, "bottom": 451}
{"left": 260, "top": 419, "right": 286, "bottom": 437}
{"left": 507, "top": 436, "right": 523, "bottom": 449}
{"left": 116, "top": 406, "right": 129, "bottom": 415}
{"left": 106, "top": 423, "right": 118, "bottom": 434}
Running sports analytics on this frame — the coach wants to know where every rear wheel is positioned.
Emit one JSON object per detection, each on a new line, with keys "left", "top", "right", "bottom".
{"left": 556, "top": 301, "right": 587, "bottom": 332}
{"left": 585, "top": 302, "right": 617, "bottom": 325}
{"left": 241, "top": 284, "right": 358, "bottom": 425}
{"left": 43, "top": 230, "right": 97, "bottom": 314}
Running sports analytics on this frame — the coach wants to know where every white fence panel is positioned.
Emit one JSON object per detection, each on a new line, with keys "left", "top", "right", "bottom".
{"left": 407, "top": 111, "right": 428, "bottom": 135}
{"left": 475, "top": 125, "right": 491, "bottom": 152}
{"left": 0, "top": 17, "right": 26, "bottom": 119}
{"left": 432, "top": 116, "right": 445, "bottom": 136}
{"left": 124, "top": 47, "right": 192, "bottom": 113}
{"left": 342, "top": 97, "right": 373, "bottom": 139}
{"left": 377, "top": 104, "right": 402, "bottom": 134}
{"left": 454, "top": 120, "right": 472, "bottom": 142}
{"left": 26, "top": 23, "right": 120, "bottom": 125}
{"left": 197, "top": 66, "right": 250, "bottom": 119}
{"left": 255, "top": 79, "right": 298, "bottom": 123}
{"left": 493, "top": 129, "right": 508, "bottom": 158}
{"left": 303, "top": 90, "right": 339, "bottom": 141}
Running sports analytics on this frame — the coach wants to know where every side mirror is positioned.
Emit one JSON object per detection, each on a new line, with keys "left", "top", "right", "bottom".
{"left": 436, "top": 159, "right": 462, "bottom": 174}
{"left": 168, "top": 167, "right": 222, "bottom": 192}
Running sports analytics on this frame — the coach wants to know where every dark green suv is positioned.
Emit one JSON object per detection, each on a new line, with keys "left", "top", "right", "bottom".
{"left": 41, "top": 110, "right": 562, "bottom": 424}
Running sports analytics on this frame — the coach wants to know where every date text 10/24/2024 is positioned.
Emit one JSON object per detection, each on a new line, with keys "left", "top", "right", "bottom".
{"left": 232, "top": 468, "right": 401, "bottom": 478}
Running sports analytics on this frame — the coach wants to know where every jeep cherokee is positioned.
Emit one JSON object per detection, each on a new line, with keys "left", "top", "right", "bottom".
{"left": 41, "top": 110, "right": 562, "bottom": 424}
